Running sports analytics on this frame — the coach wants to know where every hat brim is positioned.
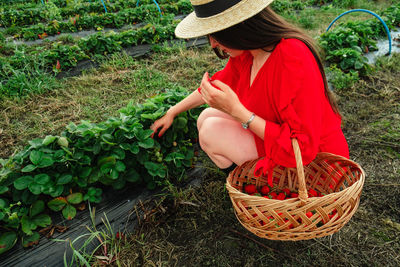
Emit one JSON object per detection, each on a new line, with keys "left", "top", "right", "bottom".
{"left": 175, "top": 0, "right": 275, "bottom": 39}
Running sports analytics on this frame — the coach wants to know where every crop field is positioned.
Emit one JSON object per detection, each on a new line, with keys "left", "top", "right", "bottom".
{"left": 0, "top": 0, "right": 399, "bottom": 266}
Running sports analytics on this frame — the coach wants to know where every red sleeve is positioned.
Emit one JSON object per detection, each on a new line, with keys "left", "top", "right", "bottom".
{"left": 254, "top": 39, "right": 325, "bottom": 185}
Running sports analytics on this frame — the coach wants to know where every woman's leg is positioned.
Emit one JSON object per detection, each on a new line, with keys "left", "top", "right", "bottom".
{"left": 197, "top": 108, "right": 259, "bottom": 169}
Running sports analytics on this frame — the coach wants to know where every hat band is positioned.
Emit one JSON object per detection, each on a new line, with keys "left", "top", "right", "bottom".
{"left": 193, "top": 0, "right": 242, "bottom": 18}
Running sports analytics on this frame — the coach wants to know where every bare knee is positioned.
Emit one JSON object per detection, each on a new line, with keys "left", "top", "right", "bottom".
{"left": 197, "top": 107, "right": 233, "bottom": 131}
{"left": 198, "top": 116, "right": 221, "bottom": 153}
{"left": 197, "top": 108, "right": 216, "bottom": 131}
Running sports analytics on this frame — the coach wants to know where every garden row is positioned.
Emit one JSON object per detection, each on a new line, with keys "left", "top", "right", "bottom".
{"left": 3, "top": 0, "right": 192, "bottom": 41}
{"left": 0, "top": 0, "right": 177, "bottom": 28}
{"left": 0, "top": 88, "right": 203, "bottom": 254}
{"left": 0, "top": 15, "right": 178, "bottom": 98}
{"left": 0, "top": 0, "right": 66, "bottom": 10}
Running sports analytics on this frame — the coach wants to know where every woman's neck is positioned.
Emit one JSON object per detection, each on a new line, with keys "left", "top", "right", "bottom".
{"left": 250, "top": 49, "right": 271, "bottom": 67}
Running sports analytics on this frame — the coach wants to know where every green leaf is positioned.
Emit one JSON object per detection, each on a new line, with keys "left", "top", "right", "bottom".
{"left": 0, "top": 198, "right": 7, "bottom": 209}
{"left": 125, "top": 169, "right": 140, "bottom": 183}
{"left": 111, "top": 147, "right": 125, "bottom": 160}
{"left": 57, "top": 137, "right": 69, "bottom": 148}
{"left": 115, "top": 161, "right": 126, "bottom": 172}
{"left": 175, "top": 116, "right": 187, "bottom": 129}
{"left": 97, "top": 156, "right": 116, "bottom": 166}
{"left": 138, "top": 138, "right": 154, "bottom": 149}
{"left": 100, "top": 162, "right": 114, "bottom": 174}
{"left": 66, "top": 193, "right": 83, "bottom": 204}
{"left": 101, "top": 134, "right": 116, "bottom": 145}
{"left": 28, "top": 183, "right": 42, "bottom": 195}
{"left": 32, "top": 214, "right": 51, "bottom": 227}
{"left": 79, "top": 155, "right": 91, "bottom": 165}
{"left": 49, "top": 185, "right": 64, "bottom": 198}
{"left": 144, "top": 162, "right": 165, "bottom": 177}
{"left": 57, "top": 174, "right": 73, "bottom": 185}
{"left": 0, "top": 232, "right": 17, "bottom": 254}
{"left": 34, "top": 174, "right": 50, "bottom": 185}
{"left": 165, "top": 152, "right": 185, "bottom": 162}
{"left": 30, "top": 200, "right": 45, "bottom": 217}
{"left": 159, "top": 166, "right": 167, "bottom": 177}
{"left": 78, "top": 167, "right": 92, "bottom": 178}
{"left": 38, "top": 156, "right": 54, "bottom": 168}
{"left": 53, "top": 150, "right": 65, "bottom": 162}
{"left": 354, "top": 60, "right": 364, "bottom": 70}
{"left": 42, "top": 135, "right": 57, "bottom": 146}
{"left": 62, "top": 205, "right": 76, "bottom": 220}
{"left": 14, "top": 176, "right": 33, "bottom": 190}
{"left": 28, "top": 139, "right": 43, "bottom": 149}
{"left": 30, "top": 150, "right": 43, "bottom": 165}
{"left": 22, "top": 232, "right": 40, "bottom": 248}
{"left": 135, "top": 129, "right": 154, "bottom": 141}
{"left": 47, "top": 197, "right": 67, "bottom": 211}
{"left": 21, "top": 164, "right": 37, "bottom": 173}
{"left": 109, "top": 168, "right": 119, "bottom": 179}
{"left": 21, "top": 189, "right": 37, "bottom": 205}
{"left": 0, "top": 186, "right": 8, "bottom": 194}
{"left": 21, "top": 215, "right": 36, "bottom": 235}
{"left": 120, "top": 143, "right": 139, "bottom": 154}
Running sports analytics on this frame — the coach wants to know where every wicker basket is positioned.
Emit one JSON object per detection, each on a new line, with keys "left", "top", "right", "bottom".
{"left": 226, "top": 139, "right": 365, "bottom": 241}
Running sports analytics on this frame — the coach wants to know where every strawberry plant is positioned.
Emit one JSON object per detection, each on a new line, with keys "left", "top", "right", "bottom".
{"left": 0, "top": 87, "right": 203, "bottom": 253}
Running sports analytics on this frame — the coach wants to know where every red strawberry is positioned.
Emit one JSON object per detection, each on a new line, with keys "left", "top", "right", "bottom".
{"left": 269, "top": 192, "right": 277, "bottom": 199}
{"left": 244, "top": 184, "right": 256, "bottom": 194}
{"left": 116, "top": 232, "right": 124, "bottom": 239}
{"left": 306, "top": 211, "right": 313, "bottom": 218}
{"left": 260, "top": 185, "right": 270, "bottom": 195}
{"left": 290, "top": 192, "right": 299, "bottom": 198}
{"left": 277, "top": 192, "right": 286, "bottom": 200}
{"left": 308, "top": 188, "right": 318, "bottom": 197}
{"left": 282, "top": 188, "right": 291, "bottom": 196}
{"left": 56, "top": 60, "right": 61, "bottom": 70}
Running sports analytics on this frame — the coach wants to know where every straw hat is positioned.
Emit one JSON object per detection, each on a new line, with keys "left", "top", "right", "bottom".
{"left": 175, "top": 0, "right": 275, "bottom": 39}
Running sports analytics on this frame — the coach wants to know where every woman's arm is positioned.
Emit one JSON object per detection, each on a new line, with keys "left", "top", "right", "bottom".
{"left": 199, "top": 73, "right": 266, "bottom": 139}
{"left": 150, "top": 89, "right": 205, "bottom": 137}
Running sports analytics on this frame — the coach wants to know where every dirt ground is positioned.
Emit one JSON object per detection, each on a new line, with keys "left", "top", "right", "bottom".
{"left": 104, "top": 53, "right": 400, "bottom": 267}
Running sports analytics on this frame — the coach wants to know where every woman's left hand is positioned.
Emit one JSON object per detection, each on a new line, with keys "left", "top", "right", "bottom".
{"left": 200, "top": 72, "right": 244, "bottom": 119}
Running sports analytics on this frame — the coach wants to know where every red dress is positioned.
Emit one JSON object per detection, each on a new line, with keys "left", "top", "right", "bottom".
{"left": 209, "top": 38, "right": 349, "bottom": 182}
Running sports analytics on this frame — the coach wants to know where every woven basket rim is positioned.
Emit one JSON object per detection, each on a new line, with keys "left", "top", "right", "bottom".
{"left": 226, "top": 152, "right": 366, "bottom": 202}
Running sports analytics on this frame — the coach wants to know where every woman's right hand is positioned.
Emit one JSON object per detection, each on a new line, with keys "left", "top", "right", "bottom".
{"left": 150, "top": 110, "right": 175, "bottom": 138}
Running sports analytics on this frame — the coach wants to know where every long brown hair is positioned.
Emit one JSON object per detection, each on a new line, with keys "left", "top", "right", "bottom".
{"left": 209, "top": 6, "right": 340, "bottom": 116}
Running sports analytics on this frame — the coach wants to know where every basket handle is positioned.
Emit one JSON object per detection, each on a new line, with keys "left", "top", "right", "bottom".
{"left": 292, "top": 138, "right": 308, "bottom": 203}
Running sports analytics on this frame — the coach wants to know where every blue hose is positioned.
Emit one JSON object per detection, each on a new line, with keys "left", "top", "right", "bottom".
{"left": 326, "top": 9, "right": 392, "bottom": 55}
{"left": 136, "top": 0, "right": 163, "bottom": 17}
{"left": 99, "top": 0, "right": 108, "bottom": 13}
{"left": 87, "top": 0, "right": 108, "bottom": 13}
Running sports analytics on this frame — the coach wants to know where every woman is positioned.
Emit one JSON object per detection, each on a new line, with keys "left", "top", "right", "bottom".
{"left": 150, "top": 0, "right": 349, "bottom": 182}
